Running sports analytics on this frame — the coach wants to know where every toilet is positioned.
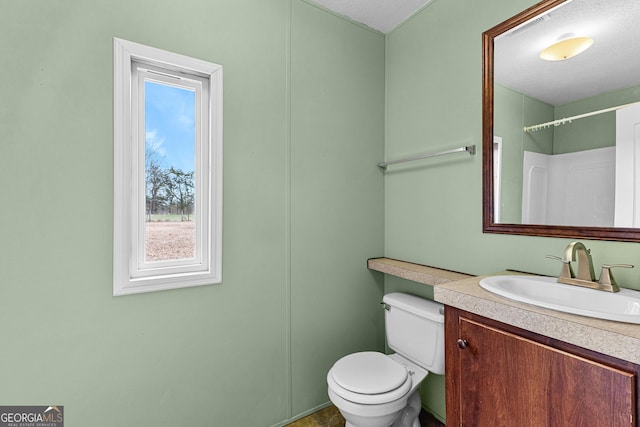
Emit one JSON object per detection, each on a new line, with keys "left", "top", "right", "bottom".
{"left": 327, "top": 293, "right": 445, "bottom": 427}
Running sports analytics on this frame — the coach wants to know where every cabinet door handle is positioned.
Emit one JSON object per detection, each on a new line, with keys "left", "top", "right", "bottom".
{"left": 457, "top": 339, "right": 469, "bottom": 349}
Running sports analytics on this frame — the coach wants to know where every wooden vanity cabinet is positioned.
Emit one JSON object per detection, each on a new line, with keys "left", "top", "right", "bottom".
{"left": 445, "top": 307, "right": 639, "bottom": 426}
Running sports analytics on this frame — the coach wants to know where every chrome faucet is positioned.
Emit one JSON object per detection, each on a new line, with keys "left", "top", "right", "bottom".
{"left": 547, "top": 241, "right": 634, "bottom": 293}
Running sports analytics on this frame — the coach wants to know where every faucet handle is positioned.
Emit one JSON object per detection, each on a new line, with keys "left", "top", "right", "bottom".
{"left": 598, "top": 264, "right": 634, "bottom": 292}
{"left": 546, "top": 255, "right": 574, "bottom": 279}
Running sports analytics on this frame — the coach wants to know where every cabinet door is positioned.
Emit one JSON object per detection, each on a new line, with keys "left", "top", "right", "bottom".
{"left": 455, "top": 317, "right": 635, "bottom": 426}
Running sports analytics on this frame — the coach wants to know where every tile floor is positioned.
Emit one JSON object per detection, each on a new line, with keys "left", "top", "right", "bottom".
{"left": 285, "top": 405, "right": 445, "bottom": 427}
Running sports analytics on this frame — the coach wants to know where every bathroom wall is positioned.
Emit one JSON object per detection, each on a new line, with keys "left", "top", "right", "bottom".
{"left": 385, "top": 0, "right": 640, "bottom": 420}
{"left": 289, "top": 0, "right": 386, "bottom": 415}
{"left": 0, "top": 1, "right": 384, "bottom": 426}
{"left": 553, "top": 83, "right": 640, "bottom": 154}
{"left": 494, "top": 84, "right": 554, "bottom": 224}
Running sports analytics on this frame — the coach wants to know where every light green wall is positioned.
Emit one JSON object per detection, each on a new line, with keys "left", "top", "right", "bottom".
{"left": 553, "top": 84, "right": 640, "bottom": 154}
{"left": 494, "top": 84, "right": 554, "bottom": 224}
{"left": 385, "top": 0, "right": 640, "bottom": 420}
{"left": 0, "top": 1, "right": 384, "bottom": 426}
{"left": 289, "top": 0, "right": 386, "bottom": 415}
{"left": 495, "top": 83, "right": 640, "bottom": 157}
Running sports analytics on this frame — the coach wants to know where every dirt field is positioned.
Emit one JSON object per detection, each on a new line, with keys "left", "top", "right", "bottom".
{"left": 145, "top": 221, "right": 195, "bottom": 261}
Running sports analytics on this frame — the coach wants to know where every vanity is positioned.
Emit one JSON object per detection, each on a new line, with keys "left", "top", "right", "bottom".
{"left": 464, "top": 0, "right": 640, "bottom": 419}
{"left": 435, "top": 276, "right": 640, "bottom": 426}
{"left": 369, "top": 258, "right": 640, "bottom": 425}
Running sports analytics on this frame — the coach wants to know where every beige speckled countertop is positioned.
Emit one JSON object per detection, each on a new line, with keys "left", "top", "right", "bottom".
{"left": 367, "top": 258, "right": 471, "bottom": 286}
{"left": 367, "top": 258, "right": 640, "bottom": 364}
{"left": 434, "top": 275, "right": 640, "bottom": 365}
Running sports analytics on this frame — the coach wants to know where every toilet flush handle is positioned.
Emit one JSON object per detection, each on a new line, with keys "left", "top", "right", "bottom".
{"left": 381, "top": 302, "right": 391, "bottom": 311}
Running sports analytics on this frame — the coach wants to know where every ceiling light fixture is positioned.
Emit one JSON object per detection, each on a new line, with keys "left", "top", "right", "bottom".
{"left": 539, "top": 33, "right": 593, "bottom": 61}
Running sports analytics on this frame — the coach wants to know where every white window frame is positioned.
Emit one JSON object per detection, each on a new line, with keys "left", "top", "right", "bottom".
{"left": 113, "top": 38, "right": 222, "bottom": 296}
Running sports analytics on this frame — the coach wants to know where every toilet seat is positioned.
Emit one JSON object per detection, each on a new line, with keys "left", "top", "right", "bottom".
{"left": 328, "top": 352, "right": 412, "bottom": 405}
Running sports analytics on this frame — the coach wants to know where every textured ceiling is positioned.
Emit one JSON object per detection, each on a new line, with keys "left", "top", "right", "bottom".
{"left": 307, "top": 0, "right": 431, "bottom": 33}
{"left": 495, "top": 0, "right": 640, "bottom": 105}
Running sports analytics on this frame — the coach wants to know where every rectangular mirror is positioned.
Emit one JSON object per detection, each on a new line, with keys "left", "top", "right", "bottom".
{"left": 483, "top": 0, "right": 640, "bottom": 241}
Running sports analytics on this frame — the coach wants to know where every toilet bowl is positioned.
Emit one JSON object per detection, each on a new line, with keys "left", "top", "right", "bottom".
{"left": 327, "top": 351, "right": 427, "bottom": 427}
{"left": 327, "top": 293, "right": 445, "bottom": 427}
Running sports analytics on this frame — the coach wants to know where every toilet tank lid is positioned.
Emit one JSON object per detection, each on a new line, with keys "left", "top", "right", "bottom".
{"left": 383, "top": 293, "right": 444, "bottom": 323}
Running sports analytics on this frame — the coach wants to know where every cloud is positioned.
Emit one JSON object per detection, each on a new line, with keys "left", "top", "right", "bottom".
{"left": 146, "top": 129, "right": 166, "bottom": 157}
{"left": 177, "top": 112, "right": 194, "bottom": 129}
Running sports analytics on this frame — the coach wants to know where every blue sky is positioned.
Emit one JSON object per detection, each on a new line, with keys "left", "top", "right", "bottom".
{"left": 145, "top": 81, "right": 195, "bottom": 172}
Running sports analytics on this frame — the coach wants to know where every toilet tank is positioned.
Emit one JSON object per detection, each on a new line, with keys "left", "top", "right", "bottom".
{"left": 383, "top": 293, "right": 445, "bottom": 375}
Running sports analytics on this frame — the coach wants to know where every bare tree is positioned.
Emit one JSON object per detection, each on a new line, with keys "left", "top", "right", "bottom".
{"left": 165, "top": 167, "right": 195, "bottom": 221}
{"left": 145, "top": 148, "right": 168, "bottom": 220}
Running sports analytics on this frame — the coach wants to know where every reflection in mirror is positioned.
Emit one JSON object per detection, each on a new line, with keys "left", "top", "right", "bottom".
{"left": 483, "top": 0, "right": 640, "bottom": 241}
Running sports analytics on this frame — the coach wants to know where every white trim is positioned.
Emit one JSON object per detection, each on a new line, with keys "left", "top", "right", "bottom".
{"left": 615, "top": 103, "right": 640, "bottom": 227}
{"left": 493, "top": 136, "right": 503, "bottom": 223}
{"left": 113, "top": 38, "right": 223, "bottom": 296}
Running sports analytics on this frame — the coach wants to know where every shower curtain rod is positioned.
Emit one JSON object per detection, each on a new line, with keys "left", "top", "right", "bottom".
{"left": 523, "top": 101, "right": 640, "bottom": 133}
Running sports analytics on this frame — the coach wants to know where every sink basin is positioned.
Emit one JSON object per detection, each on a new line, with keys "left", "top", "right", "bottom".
{"left": 479, "top": 275, "right": 640, "bottom": 324}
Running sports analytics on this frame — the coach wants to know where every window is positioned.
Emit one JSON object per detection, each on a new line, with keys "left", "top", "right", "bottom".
{"left": 113, "top": 38, "right": 222, "bottom": 296}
